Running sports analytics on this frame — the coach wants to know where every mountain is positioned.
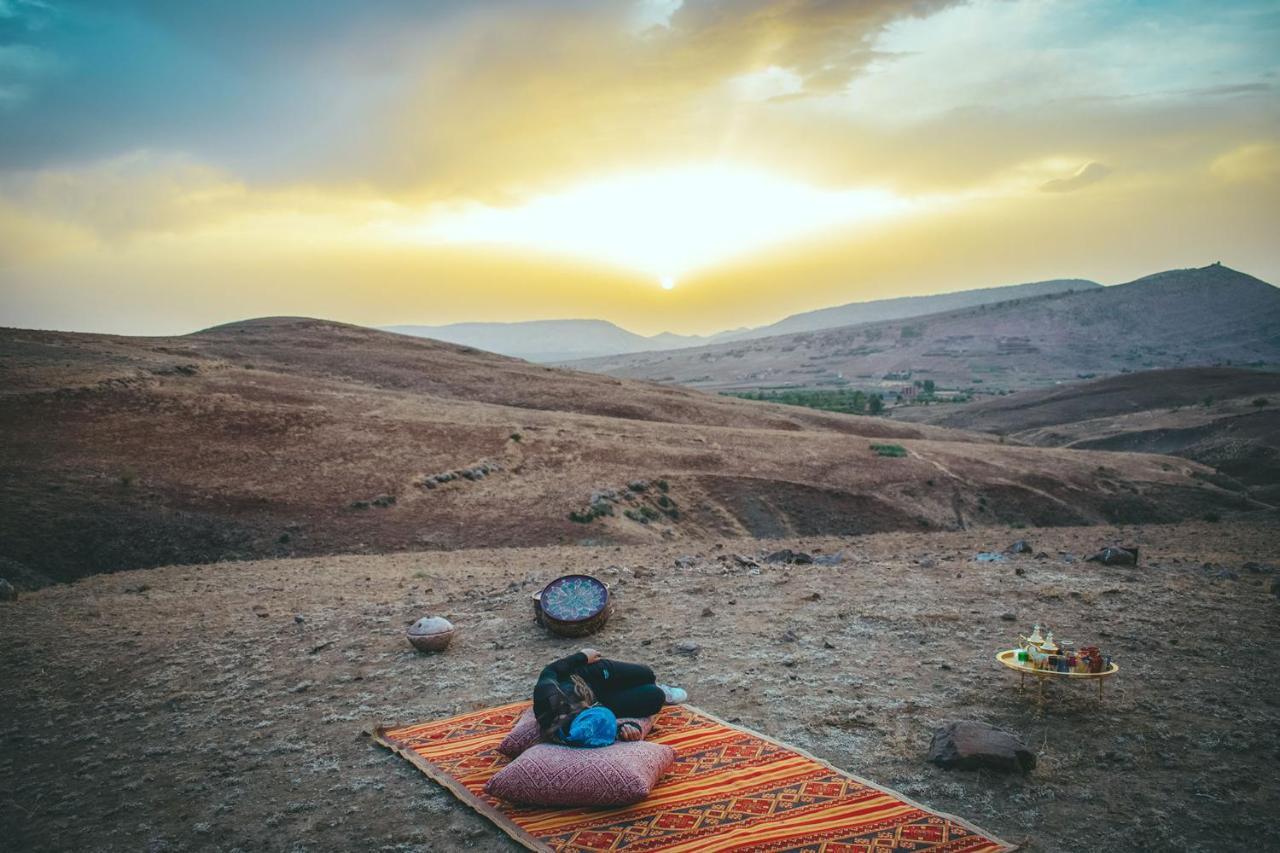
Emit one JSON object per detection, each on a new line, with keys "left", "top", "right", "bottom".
{"left": 0, "top": 316, "right": 1245, "bottom": 586}
{"left": 383, "top": 319, "right": 713, "bottom": 362}
{"left": 384, "top": 279, "right": 1097, "bottom": 362}
{"left": 893, "top": 367, "right": 1280, "bottom": 502}
{"left": 567, "top": 265, "right": 1280, "bottom": 395}
{"left": 714, "top": 278, "right": 1100, "bottom": 341}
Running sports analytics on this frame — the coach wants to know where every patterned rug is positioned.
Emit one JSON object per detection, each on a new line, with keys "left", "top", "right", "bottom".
{"left": 370, "top": 702, "right": 1015, "bottom": 852}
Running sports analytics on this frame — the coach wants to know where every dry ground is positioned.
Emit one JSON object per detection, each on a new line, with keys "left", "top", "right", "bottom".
{"left": 3, "top": 520, "right": 1278, "bottom": 852}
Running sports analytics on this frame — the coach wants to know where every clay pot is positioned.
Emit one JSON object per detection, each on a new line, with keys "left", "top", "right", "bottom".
{"left": 407, "top": 616, "right": 455, "bottom": 652}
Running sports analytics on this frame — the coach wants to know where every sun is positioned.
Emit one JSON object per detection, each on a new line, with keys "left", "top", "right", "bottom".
{"left": 390, "top": 164, "right": 924, "bottom": 283}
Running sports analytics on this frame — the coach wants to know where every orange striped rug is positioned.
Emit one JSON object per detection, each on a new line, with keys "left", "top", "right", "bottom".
{"left": 370, "top": 702, "right": 1015, "bottom": 852}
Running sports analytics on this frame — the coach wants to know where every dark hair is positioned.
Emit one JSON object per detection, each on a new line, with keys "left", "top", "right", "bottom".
{"left": 537, "top": 675, "right": 596, "bottom": 741}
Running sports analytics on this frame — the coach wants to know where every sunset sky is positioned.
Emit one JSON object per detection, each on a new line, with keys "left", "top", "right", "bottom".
{"left": 1, "top": 0, "right": 1278, "bottom": 336}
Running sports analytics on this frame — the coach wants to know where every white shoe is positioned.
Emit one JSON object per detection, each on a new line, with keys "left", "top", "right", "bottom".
{"left": 658, "top": 684, "right": 687, "bottom": 705}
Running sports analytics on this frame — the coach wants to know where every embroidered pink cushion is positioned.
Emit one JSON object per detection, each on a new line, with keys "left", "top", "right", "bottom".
{"left": 497, "top": 708, "right": 655, "bottom": 758}
{"left": 484, "top": 741, "right": 675, "bottom": 807}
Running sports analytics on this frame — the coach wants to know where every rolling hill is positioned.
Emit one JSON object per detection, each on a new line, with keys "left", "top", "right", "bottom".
{"left": 892, "top": 367, "right": 1280, "bottom": 501}
{"left": 385, "top": 279, "right": 1097, "bottom": 362}
{"left": 568, "top": 265, "right": 1280, "bottom": 395}
{"left": 0, "top": 317, "right": 1248, "bottom": 587}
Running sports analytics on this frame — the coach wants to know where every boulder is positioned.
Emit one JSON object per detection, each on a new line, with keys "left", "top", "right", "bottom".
{"left": 1086, "top": 546, "right": 1139, "bottom": 566}
{"left": 1007, "top": 539, "right": 1032, "bottom": 554}
{"left": 765, "top": 549, "right": 813, "bottom": 565}
{"left": 927, "top": 721, "right": 1035, "bottom": 773}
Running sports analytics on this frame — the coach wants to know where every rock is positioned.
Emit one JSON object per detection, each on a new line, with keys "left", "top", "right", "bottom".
{"left": 674, "top": 556, "right": 697, "bottom": 569}
{"left": 1086, "top": 546, "right": 1139, "bottom": 566}
{"left": 803, "top": 592, "right": 821, "bottom": 601}
{"left": 732, "top": 554, "right": 759, "bottom": 568}
{"left": 1034, "top": 551, "right": 1050, "bottom": 560}
{"left": 813, "top": 552, "right": 844, "bottom": 566}
{"left": 823, "top": 639, "right": 836, "bottom": 650}
{"left": 674, "top": 640, "right": 701, "bottom": 656}
{"left": 1000, "top": 612, "right": 1017, "bottom": 621}
{"left": 927, "top": 721, "right": 1036, "bottom": 773}
{"left": 781, "top": 656, "right": 796, "bottom": 668}
{"left": 1007, "top": 539, "right": 1033, "bottom": 554}
{"left": 765, "top": 549, "right": 813, "bottom": 565}
{"left": 700, "top": 607, "right": 714, "bottom": 617}
{"left": 918, "top": 557, "right": 938, "bottom": 569}
{"left": 293, "top": 614, "right": 305, "bottom": 624}
{"left": 407, "top": 616, "right": 455, "bottom": 652}
{"left": 0, "top": 578, "right": 17, "bottom": 602}
{"left": 371, "top": 494, "right": 396, "bottom": 507}
{"left": 1014, "top": 567, "right": 1026, "bottom": 576}
{"left": 780, "top": 629, "right": 799, "bottom": 643}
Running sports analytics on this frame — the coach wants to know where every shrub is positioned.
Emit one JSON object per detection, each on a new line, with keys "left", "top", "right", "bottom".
{"left": 510, "top": 432, "right": 523, "bottom": 442}
{"left": 1203, "top": 511, "right": 1222, "bottom": 523}
{"left": 870, "top": 443, "right": 907, "bottom": 458}
{"left": 656, "top": 479, "right": 670, "bottom": 492}
{"left": 1253, "top": 398, "right": 1269, "bottom": 408}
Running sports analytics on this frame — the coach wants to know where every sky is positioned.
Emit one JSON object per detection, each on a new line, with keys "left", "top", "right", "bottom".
{"left": 1, "top": 0, "right": 1278, "bottom": 336}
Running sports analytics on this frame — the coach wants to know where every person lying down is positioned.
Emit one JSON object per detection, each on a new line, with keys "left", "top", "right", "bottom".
{"left": 532, "top": 648, "right": 687, "bottom": 747}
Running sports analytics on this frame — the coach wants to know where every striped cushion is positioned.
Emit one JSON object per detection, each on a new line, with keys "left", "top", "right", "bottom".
{"left": 485, "top": 741, "right": 675, "bottom": 807}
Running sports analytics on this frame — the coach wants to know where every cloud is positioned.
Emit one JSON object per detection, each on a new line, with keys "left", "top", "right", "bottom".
{"left": 1039, "top": 161, "right": 1113, "bottom": 193}
{"left": 1211, "top": 143, "right": 1280, "bottom": 184}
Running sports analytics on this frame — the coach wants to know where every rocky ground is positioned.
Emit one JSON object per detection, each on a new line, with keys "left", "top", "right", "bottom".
{"left": 2, "top": 519, "right": 1278, "bottom": 852}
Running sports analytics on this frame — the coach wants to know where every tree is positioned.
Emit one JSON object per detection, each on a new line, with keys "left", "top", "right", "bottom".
{"left": 868, "top": 394, "right": 884, "bottom": 415}
{"left": 922, "top": 379, "right": 936, "bottom": 395}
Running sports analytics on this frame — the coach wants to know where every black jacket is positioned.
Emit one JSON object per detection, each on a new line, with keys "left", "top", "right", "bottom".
{"left": 532, "top": 651, "right": 589, "bottom": 724}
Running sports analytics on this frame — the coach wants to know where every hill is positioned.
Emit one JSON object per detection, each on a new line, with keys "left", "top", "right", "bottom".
{"left": 0, "top": 317, "right": 1249, "bottom": 586}
{"left": 568, "top": 265, "right": 1280, "bottom": 395}
{"left": 893, "top": 367, "right": 1280, "bottom": 501}
{"left": 383, "top": 318, "right": 715, "bottom": 362}
{"left": 714, "top": 278, "right": 1099, "bottom": 342}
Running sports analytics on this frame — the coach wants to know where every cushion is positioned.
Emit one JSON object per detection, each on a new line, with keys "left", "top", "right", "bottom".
{"left": 484, "top": 741, "right": 675, "bottom": 807}
{"left": 498, "top": 708, "right": 656, "bottom": 758}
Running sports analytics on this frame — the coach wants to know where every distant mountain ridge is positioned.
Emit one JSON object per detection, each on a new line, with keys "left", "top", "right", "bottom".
{"left": 384, "top": 277, "right": 1099, "bottom": 362}
{"left": 567, "top": 264, "right": 1280, "bottom": 395}
{"left": 382, "top": 318, "right": 716, "bottom": 362}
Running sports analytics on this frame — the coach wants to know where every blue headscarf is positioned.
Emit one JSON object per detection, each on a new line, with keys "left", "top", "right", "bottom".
{"left": 563, "top": 705, "right": 618, "bottom": 748}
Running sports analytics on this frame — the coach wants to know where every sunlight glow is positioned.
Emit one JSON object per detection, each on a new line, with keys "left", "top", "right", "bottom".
{"left": 389, "top": 165, "right": 925, "bottom": 285}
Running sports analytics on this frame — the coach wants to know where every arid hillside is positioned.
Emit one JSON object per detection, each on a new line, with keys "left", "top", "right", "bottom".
{"left": 568, "top": 265, "right": 1280, "bottom": 395}
{"left": 0, "top": 317, "right": 1253, "bottom": 586}
{"left": 893, "top": 368, "right": 1280, "bottom": 502}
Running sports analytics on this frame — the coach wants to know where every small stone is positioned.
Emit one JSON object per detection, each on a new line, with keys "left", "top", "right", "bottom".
{"left": 927, "top": 721, "right": 1035, "bottom": 773}
{"left": 1034, "top": 551, "right": 1050, "bottom": 560}
{"left": 675, "top": 556, "right": 697, "bottom": 569}
{"left": 823, "top": 639, "right": 836, "bottom": 650}
{"left": 1086, "top": 546, "right": 1139, "bottom": 566}
{"left": 781, "top": 657, "right": 796, "bottom": 668}
{"left": 780, "top": 629, "right": 799, "bottom": 643}
{"left": 732, "top": 554, "right": 759, "bottom": 568}
{"left": 288, "top": 681, "right": 313, "bottom": 694}
{"left": 293, "top": 614, "right": 305, "bottom": 624}
{"left": 701, "top": 607, "right": 714, "bottom": 617}
{"left": 803, "top": 592, "right": 822, "bottom": 601}
{"left": 1014, "top": 567, "right": 1026, "bottom": 576}
{"left": 939, "top": 663, "right": 952, "bottom": 671}
{"left": 1007, "top": 539, "right": 1032, "bottom": 554}
{"left": 918, "top": 558, "right": 938, "bottom": 569}
{"left": 675, "top": 640, "right": 701, "bottom": 656}
{"left": 1000, "top": 612, "right": 1017, "bottom": 621}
